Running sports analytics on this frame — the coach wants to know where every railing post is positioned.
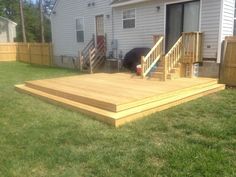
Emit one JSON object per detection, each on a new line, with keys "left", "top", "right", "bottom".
{"left": 189, "top": 63, "right": 193, "bottom": 78}
{"left": 196, "top": 32, "right": 199, "bottom": 62}
{"left": 141, "top": 56, "right": 145, "bottom": 78}
{"left": 92, "top": 34, "right": 95, "bottom": 47}
{"left": 89, "top": 49, "right": 93, "bottom": 74}
{"left": 163, "top": 56, "right": 167, "bottom": 81}
{"left": 153, "top": 35, "right": 160, "bottom": 45}
{"left": 104, "top": 33, "right": 107, "bottom": 56}
{"left": 79, "top": 50, "right": 83, "bottom": 71}
{"left": 182, "top": 33, "right": 185, "bottom": 63}
{"left": 192, "top": 33, "right": 195, "bottom": 63}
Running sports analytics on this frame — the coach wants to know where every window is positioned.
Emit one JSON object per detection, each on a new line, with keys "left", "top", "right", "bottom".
{"left": 123, "top": 9, "right": 135, "bottom": 29}
{"left": 76, "top": 18, "right": 84, "bottom": 42}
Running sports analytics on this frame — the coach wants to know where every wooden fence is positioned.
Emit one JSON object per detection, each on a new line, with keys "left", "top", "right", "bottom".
{"left": 0, "top": 43, "right": 53, "bottom": 66}
{"left": 220, "top": 37, "right": 236, "bottom": 86}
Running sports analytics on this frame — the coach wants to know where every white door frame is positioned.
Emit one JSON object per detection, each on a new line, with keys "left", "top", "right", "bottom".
{"left": 163, "top": 0, "right": 202, "bottom": 51}
{"left": 94, "top": 14, "right": 105, "bottom": 46}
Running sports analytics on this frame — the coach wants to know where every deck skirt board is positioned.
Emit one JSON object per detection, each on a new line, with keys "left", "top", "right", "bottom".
{"left": 15, "top": 73, "right": 225, "bottom": 127}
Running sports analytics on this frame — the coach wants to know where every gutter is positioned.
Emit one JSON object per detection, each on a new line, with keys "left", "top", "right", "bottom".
{"left": 111, "top": 0, "right": 150, "bottom": 7}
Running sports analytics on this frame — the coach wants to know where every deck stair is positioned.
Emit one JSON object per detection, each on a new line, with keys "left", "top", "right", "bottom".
{"left": 15, "top": 74, "right": 225, "bottom": 127}
{"left": 142, "top": 32, "right": 202, "bottom": 81}
{"left": 152, "top": 60, "right": 181, "bottom": 80}
{"left": 79, "top": 35, "right": 106, "bottom": 73}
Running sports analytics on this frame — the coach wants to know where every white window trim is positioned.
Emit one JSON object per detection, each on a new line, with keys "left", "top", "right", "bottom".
{"left": 76, "top": 17, "right": 85, "bottom": 43}
{"left": 122, "top": 8, "right": 136, "bottom": 29}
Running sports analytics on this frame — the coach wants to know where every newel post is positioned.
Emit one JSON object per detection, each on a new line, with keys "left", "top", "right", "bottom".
{"left": 141, "top": 56, "right": 145, "bottom": 79}
{"left": 182, "top": 32, "right": 185, "bottom": 63}
{"left": 79, "top": 50, "right": 83, "bottom": 71}
{"left": 89, "top": 49, "right": 93, "bottom": 74}
{"left": 163, "top": 56, "right": 167, "bottom": 81}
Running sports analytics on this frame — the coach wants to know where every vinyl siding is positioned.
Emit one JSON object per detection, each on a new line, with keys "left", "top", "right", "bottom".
{"left": 51, "top": 0, "right": 113, "bottom": 56}
{"left": 0, "top": 19, "right": 17, "bottom": 43}
{"left": 113, "top": 0, "right": 222, "bottom": 59}
{"left": 221, "top": 0, "right": 235, "bottom": 39}
{"left": 201, "top": 0, "right": 221, "bottom": 59}
{"left": 51, "top": 0, "right": 226, "bottom": 61}
{"left": 113, "top": 0, "right": 164, "bottom": 57}
{"left": 217, "top": 0, "right": 235, "bottom": 62}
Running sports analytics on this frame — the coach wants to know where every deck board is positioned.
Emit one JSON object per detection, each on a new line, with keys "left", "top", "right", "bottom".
{"left": 26, "top": 73, "right": 217, "bottom": 104}
{"left": 15, "top": 73, "right": 225, "bottom": 126}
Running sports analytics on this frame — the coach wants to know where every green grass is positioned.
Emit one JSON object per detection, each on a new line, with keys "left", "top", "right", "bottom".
{"left": 0, "top": 61, "right": 236, "bottom": 177}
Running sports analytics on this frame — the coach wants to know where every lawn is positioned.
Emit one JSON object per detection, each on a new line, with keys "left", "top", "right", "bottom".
{"left": 0, "top": 61, "right": 236, "bottom": 177}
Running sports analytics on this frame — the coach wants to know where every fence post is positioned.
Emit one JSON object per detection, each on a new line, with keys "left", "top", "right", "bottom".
{"left": 49, "top": 43, "right": 53, "bottom": 66}
{"left": 28, "top": 43, "right": 32, "bottom": 64}
{"left": 16, "top": 43, "right": 19, "bottom": 61}
{"left": 41, "top": 43, "right": 43, "bottom": 65}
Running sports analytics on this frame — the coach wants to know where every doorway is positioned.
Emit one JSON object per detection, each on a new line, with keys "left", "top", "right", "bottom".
{"left": 165, "top": 0, "right": 200, "bottom": 52}
{"left": 95, "top": 15, "right": 105, "bottom": 45}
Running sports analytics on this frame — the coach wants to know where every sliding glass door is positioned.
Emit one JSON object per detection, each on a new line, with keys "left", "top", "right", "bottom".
{"left": 166, "top": 0, "right": 200, "bottom": 52}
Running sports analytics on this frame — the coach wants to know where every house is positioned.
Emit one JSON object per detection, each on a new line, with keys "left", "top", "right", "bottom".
{"left": 50, "top": 0, "right": 235, "bottom": 77}
{"left": 0, "top": 16, "right": 17, "bottom": 43}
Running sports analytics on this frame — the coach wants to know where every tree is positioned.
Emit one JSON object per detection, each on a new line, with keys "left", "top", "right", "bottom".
{"left": 19, "top": 0, "right": 27, "bottom": 42}
{"left": 0, "top": 0, "right": 52, "bottom": 42}
{"left": 43, "top": 0, "right": 55, "bottom": 16}
{"left": 39, "top": 0, "right": 45, "bottom": 43}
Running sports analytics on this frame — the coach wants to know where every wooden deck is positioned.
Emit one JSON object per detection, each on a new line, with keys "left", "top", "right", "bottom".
{"left": 15, "top": 73, "right": 225, "bottom": 127}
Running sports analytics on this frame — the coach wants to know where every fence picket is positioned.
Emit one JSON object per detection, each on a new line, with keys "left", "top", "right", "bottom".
{"left": 0, "top": 43, "right": 53, "bottom": 66}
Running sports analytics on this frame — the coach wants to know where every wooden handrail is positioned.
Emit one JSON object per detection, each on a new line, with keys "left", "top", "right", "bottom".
{"left": 163, "top": 32, "right": 202, "bottom": 80}
{"left": 88, "top": 36, "right": 106, "bottom": 73}
{"left": 144, "top": 36, "right": 164, "bottom": 62}
{"left": 141, "top": 36, "right": 164, "bottom": 78}
{"left": 79, "top": 35, "right": 95, "bottom": 71}
{"left": 82, "top": 35, "right": 95, "bottom": 55}
{"left": 164, "top": 36, "right": 183, "bottom": 80}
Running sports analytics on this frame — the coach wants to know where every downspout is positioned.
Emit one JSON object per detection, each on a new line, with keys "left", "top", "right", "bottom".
{"left": 217, "top": 0, "right": 224, "bottom": 63}
{"left": 111, "top": 7, "right": 116, "bottom": 57}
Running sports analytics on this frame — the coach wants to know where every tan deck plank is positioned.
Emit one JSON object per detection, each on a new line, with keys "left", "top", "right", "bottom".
{"left": 19, "top": 73, "right": 221, "bottom": 113}
{"left": 27, "top": 73, "right": 217, "bottom": 103}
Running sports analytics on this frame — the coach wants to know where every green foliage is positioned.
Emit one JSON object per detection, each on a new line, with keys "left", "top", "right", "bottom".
{"left": 0, "top": 61, "right": 236, "bottom": 177}
{"left": 0, "top": 0, "right": 52, "bottom": 42}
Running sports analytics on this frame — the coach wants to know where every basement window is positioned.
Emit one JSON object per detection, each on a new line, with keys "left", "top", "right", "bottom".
{"left": 123, "top": 9, "right": 135, "bottom": 29}
{"left": 76, "top": 18, "right": 84, "bottom": 42}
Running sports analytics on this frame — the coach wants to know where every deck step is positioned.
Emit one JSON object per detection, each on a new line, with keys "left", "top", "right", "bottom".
{"left": 167, "top": 73, "right": 180, "bottom": 80}
{"left": 24, "top": 79, "right": 219, "bottom": 113}
{"left": 152, "top": 72, "right": 179, "bottom": 80}
{"left": 15, "top": 82, "right": 225, "bottom": 127}
{"left": 25, "top": 81, "right": 118, "bottom": 112}
{"left": 156, "top": 67, "right": 179, "bottom": 73}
